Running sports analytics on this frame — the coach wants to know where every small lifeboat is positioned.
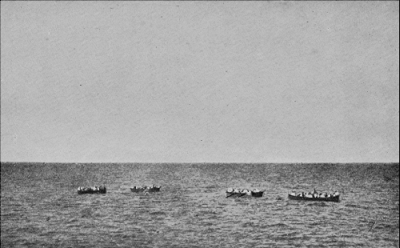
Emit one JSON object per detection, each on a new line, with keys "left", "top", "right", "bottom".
{"left": 250, "top": 189, "right": 264, "bottom": 198}
{"left": 130, "top": 185, "right": 161, "bottom": 193}
{"left": 288, "top": 191, "right": 340, "bottom": 202}
{"left": 226, "top": 188, "right": 263, "bottom": 198}
{"left": 77, "top": 186, "right": 106, "bottom": 194}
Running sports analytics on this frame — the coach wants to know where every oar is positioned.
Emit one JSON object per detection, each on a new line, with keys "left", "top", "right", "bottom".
{"left": 368, "top": 219, "right": 377, "bottom": 231}
{"left": 226, "top": 192, "right": 236, "bottom": 198}
{"left": 238, "top": 193, "right": 247, "bottom": 198}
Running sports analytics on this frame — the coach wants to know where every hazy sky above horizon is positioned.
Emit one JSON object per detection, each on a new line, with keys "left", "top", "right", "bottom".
{"left": 1, "top": 2, "right": 399, "bottom": 163}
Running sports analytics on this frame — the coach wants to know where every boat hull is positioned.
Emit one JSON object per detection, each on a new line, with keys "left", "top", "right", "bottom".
{"left": 226, "top": 192, "right": 246, "bottom": 198}
{"left": 130, "top": 187, "right": 161, "bottom": 193}
{"left": 251, "top": 191, "right": 264, "bottom": 197}
{"left": 147, "top": 187, "right": 161, "bottom": 192}
{"left": 77, "top": 186, "right": 106, "bottom": 194}
{"left": 288, "top": 194, "right": 340, "bottom": 202}
{"left": 226, "top": 191, "right": 263, "bottom": 198}
{"left": 130, "top": 188, "right": 146, "bottom": 192}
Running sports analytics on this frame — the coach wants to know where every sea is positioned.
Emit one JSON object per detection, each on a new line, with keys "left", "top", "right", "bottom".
{"left": 1, "top": 163, "right": 399, "bottom": 248}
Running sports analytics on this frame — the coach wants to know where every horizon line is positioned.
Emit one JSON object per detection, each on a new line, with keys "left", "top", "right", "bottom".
{"left": 1, "top": 161, "right": 398, "bottom": 165}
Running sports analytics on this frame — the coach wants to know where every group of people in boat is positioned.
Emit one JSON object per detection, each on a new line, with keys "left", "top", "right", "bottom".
{"left": 78, "top": 186, "right": 101, "bottom": 191}
{"left": 226, "top": 188, "right": 262, "bottom": 195}
{"left": 78, "top": 185, "right": 161, "bottom": 194}
{"left": 131, "top": 185, "right": 161, "bottom": 192}
{"left": 77, "top": 185, "right": 338, "bottom": 201}
{"left": 289, "top": 189, "right": 339, "bottom": 198}
{"left": 77, "top": 185, "right": 106, "bottom": 193}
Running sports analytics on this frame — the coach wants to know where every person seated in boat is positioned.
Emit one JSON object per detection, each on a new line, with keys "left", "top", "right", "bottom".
{"left": 227, "top": 188, "right": 233, "bottom": 193}
{"left": 305, "top": 193, "right": 312, "bottom": 198}
{"left": 290, "top": 191, "right": 296, "bottom": 196}
{"left": 333, "top": 191, "right": 339, "bottom": 196}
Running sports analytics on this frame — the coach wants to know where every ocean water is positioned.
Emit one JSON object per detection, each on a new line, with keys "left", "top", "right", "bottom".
{"left": 1, "top": 163, "right": 399, "bottom": 248}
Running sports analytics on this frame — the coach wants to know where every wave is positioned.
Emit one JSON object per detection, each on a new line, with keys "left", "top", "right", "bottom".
{"left": 306, "top": 202, "right": 328, "bottom": 207}
{"left": 344, "top": 204, "right": 371, "bottom": 210}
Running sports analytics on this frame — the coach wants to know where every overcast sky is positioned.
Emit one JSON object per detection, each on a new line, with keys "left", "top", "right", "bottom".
{"left": 1, "top": 2, "right": 399, "bottom": 163}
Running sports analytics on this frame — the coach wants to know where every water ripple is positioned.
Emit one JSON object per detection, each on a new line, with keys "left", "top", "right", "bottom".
{"left": 1, "top": 162, "right": 399, "bottom": 247}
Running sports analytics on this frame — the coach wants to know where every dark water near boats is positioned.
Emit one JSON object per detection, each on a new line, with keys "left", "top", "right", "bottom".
{"left": 1, "top": 163, "right": 399, "bottom": 247}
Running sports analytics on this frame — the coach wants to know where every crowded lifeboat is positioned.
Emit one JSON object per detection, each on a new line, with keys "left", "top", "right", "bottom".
{"left": 77, "top": 185, "right": 106, "bottom": 194}
{"left": 226, "top": 188, "right": 264, "bottom": 198}
{"left": 288, "top": 189, "right": 340, "bottom": 202}
{"left": 130, "top": 185, "right": 161, "bottom": 193}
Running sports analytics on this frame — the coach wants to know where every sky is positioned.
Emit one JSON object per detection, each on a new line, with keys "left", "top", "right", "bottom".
{"left": 1, "top": 2, "right": 399, "bottom": 163}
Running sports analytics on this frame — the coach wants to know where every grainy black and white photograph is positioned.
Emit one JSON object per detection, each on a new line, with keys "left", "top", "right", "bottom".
{"left": 1, "top": 1, "right": 399, "bottom": 247}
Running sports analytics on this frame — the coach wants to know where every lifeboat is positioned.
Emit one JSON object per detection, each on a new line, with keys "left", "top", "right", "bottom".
{"left": 77, "top": 186, "right": 106, "bottom": 194}
{"left": 226, "top": 188, "right": 264, "bottom": 198}
{"left": 288, "top": 191, "right": 340, "bottom": 202}
{"left": 130, "top": 185, "right": 161, "bottom": 193}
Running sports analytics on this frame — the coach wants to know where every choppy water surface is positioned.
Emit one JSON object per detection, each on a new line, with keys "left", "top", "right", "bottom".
{"left": 1, "top": 163, "right": 399, "bottom": 247}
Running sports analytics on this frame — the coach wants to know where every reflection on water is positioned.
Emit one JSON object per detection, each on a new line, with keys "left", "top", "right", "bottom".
{"left": 1, "top": 163, "right": 399, "bottom": 247}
